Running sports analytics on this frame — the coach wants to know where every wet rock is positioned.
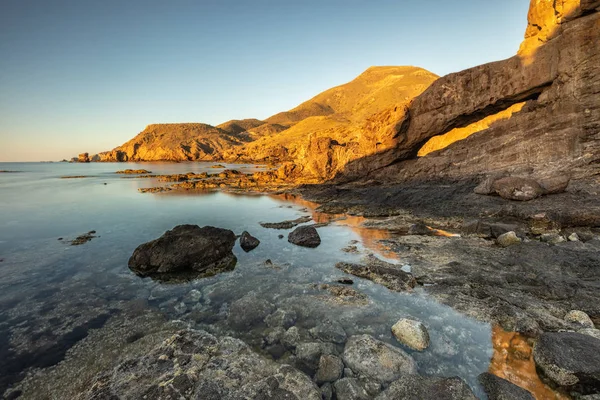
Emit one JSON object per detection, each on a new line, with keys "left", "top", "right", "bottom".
{"left": 496, "top": 231, "right": 521, "bottom": 247}
{"left": 282, "top": 326, "right": 310, "bottom": 350}
{"left": 128, "top": 225, "right": 237, "bottom": 279}
{"left": 315, "top": 354, "right": 344, "bottom": 384}
{"left": 565, "top": 310, "right": 595, "bottom": 329}
{"left": 375, "top": 375, "right": 477, "bottom": 400}
{"left": 294, "top": 342, "right": 338, "bottom": 376}
{"left": 320, "top": 382, "right": 333, "bottom": 400}
{"left": 342, "top": 245, "right": 359, "bottom": 253}
{"left": 540, "top": 233, "right": 566, "bottom": 244}
{"left": 309, "top": 320, "right": 347, "bottom": 344}
{"left": 342, "top": 334, "right": 417, "bottom": 384}
{"left": 260, "top": 216, "right": 312, "bottom": 229}
{"left": 391, "top": 318, "right": 430, "bottom": 351}
{"left": 533, "top": 332, "right": 600, "bottom": 391}
{"left": 478, "top": 372, "right": 534, "bottom": 400}
{"left": 337, "top": 278, "right": 354, "bottom": 285}
{"left": 333, "top": 378, "right": 370, "bottom": 400}
{"left": 84, "top": 329, "right": 321, "bottom": 399}
{"left": 70, "top": 231, "right": 97, "bottom": 246}
{"left": 336, "top": 255, "right": 416, "bottom": 292}
{"left": 492, "top": 177, "right": 544, "bottom": 201}
{"left": 115, "top": 169, "right": 151, "bottom": 174}
{"left": 265, "top": 309, "right": 298, "bottom": 329}
{"left": 288, "top": 226, "right": 321, "bottom": 248}
{"left": 228, "top": 293, "right": 275, "bottom": 330}
{"left": 185, "top": 289, "right": 202, "bottom": 303}
{"left": 239, "top": 231, "right": 260, "bottom": 252}
{"left": 317, "top": 284, "right": 369, "bottom": 306}
{"left": 263, "top": 327, "right": 285, "bottom": 346}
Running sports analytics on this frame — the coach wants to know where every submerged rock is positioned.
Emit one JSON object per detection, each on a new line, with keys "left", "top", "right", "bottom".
{"left": 315, "top": 354, "right": 344, "bottom": 384}
{"left": 260, "top": 216, "right": 312, "bottom": 229}
{"left": 128, "top": 225, "right": 237, "bottom": 279}
{"left": 239, "top": 231, "right": 260, "bottom": 252}
{"left": 533, "top": 332, "right": 600, "bottom": 391}
{"left": 70, "top": 230, "right": 97, "bottom": 246}
{"left": 85, "top": 329, "right": 322, "bottom": 399}
{"left": 288, "top": 226, "right": 321, "bottom": 248}
{"left": 336, "top": 255, "right": 416, "bottom": 292}
{"left": 375, "top": 375, "right": 477, "bottom": 400}
{"left": 334, "top": 378, "right": 370, "bottom": 400}
{"left": 342, "top": 334, "right": 417, "bottom": 384}
{"left": 477, "top": 372, "right": 534, "bottom": 400}
{"left": 228, "top": 293, "right": 275, "bottom": 330}
{"left": 391, "top": 318, "right": 430, "bottom": 351}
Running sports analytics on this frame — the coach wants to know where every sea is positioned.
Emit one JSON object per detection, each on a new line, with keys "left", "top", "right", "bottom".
{"left": 0, "top": 162, "right": 498, "bottom": 398}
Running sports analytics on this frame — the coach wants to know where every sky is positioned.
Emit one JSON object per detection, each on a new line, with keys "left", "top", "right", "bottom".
{"left": 0, "top": 0, "right": 530, "bottom": 162}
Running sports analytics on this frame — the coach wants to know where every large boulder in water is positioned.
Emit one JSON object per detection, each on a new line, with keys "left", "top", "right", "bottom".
{"left": 128, "top": 225, "right": 237, "bottom": 278}
{"left": 288, "top": 226, "right": 321, "bottom": 248}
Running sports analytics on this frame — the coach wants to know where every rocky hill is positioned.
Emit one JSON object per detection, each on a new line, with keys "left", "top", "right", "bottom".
{"left": 89, "top": 66, "right": 439, "bottom": 168}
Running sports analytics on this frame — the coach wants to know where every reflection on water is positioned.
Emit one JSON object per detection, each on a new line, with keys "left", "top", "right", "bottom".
{"left": 489, "top": 326, "right": 570, "bottom": 400}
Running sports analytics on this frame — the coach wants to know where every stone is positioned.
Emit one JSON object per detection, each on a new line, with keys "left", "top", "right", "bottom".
{"left": 538, "top": 174, "right": 571, "bottom": 194}
{"left": 375, "top": 375, "right": 477, "bottom": 400}
{"left": 227, "top": 294, "right": 275, "bottom": 330}
{"left": 265, "top": 309, "right": 297, "bottom": 329}
{"left": 185, "top": 289, "right": 202, "bottom": 303}
{"left": 407, "top": 222, "right": 433, "bottom": 235}
{"left": 474, "top": 176, "right": 497, "bottom": 195}
{"left": 492, "top": 177, "right": 544, "bottom": 201}
{"left": 565, "top": 310, "right": 595, "bottom": 329}
{"left": 533, "top": 332, "right": 600, "bottom": 390}
{"left": 294, "top": 342, "right": 338, "bottom": 376}
{"left": 128, "top": 225, "right": 237, "bottom": 279}
{"left": 239, "top": 231, "right": 260, "bottom": 252}
{"left": 478, "top": 372, "right": 534, "bottom": 400}
{"left": 391, "top": 318, "right": 430, "bottom": 351}
{"left": 309, "top": 320, "right": 347, "bottom": 344}
{"left": 579, "top": 328, "right": 600, "bottom": 340}
{"left": 282, "top": 326, "right": 306, "bottom": 350}
{"left": 569, "top": 233, "right": 581, "bottom": 242}
{"left": 496, "top": 231, "right": 522, "bottom": 247}
{"left": 342, "top": 334, "right": 417, "bottom": 384}
{"left": 314, "top": 354, "right": 344, "bottom": 384}
{"left": 84, "top": 329, "right": 322, "bottom": 400}
{"left": 288, "top": 226, "right": 321, "bottom": 248}
{"left": 336, "top": 255, "right": 416, "bottom": 292}
{"left": 320, "top": 382, "right": 333, "bottom": 400}
{"left": 540, "top": 233, "right": 566, "bottom": 244}
{"left": 333, "top": 378, "right": 370, "bottom": 400}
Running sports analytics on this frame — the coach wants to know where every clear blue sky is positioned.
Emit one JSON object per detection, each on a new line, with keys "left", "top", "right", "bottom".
{"left": 0, "top": 0, "right": 530, "bottom": 161}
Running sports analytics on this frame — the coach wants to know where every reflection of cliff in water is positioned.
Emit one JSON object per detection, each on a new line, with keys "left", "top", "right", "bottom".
{"left": 488, "top": 326, "right": 570, "bottom": 400}
{"left": 271, "top": 193, "right": 398, "bottom": 259}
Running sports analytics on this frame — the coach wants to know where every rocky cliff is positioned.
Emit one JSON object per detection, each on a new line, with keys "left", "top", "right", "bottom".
{"left": 333, "top": 0, "right": 600, "bottom": 184}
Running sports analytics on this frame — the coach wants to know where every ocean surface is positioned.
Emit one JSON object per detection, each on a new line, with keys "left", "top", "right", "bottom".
{"left": 0, "top": 162, "right": 496, "bottom": 397}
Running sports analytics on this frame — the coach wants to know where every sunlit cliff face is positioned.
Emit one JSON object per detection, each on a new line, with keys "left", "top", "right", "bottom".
{"left": 489, "top": 326, "right": 570, "bottom": 400}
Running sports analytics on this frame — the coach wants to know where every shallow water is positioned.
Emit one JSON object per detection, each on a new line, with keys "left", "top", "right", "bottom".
{"left": 1, "top": 162, "right": 498, "bottom": 397}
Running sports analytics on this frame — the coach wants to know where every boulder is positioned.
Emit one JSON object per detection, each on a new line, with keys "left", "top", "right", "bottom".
{"left": 294, "top": 342, "right": 338, "bottom": 376}
{"left": 565, "top": 310, "right": 595, "bottom": 329}
{"left": 336, "top": 255, "right": 416, "bottom": 292}
{"left": 538, "top": 174, "right": 571, "bottom": 194}
{"left": 228, "top": 294, "right": 275, "bottom": 330}
{"left": 309, "top": 320, "right": 347, "bottom": 344}
{"left": 492, "top": 177, "right": 544, "bottom": 201}
{"left": 533, "top": 332, "right": 600, "bottom": 391}
{"left": 288, "top": 226, "right": 321, "bottom": 248}
{"left": 314, "top": 354, "right": 344, "bottom": 384}
{"left": 128, "top": 225, "right": 237, "bottom": 278}
{"left": 85, "top": 329, "right": 322, "bottom": 400}
{"left": 391, "top": 318, "right": 430, "bottom": 351}
{"left": 375, "top": 375, "right": 477, "bottom": 400}
{"left": 342, "top": 334, "right": 417, "bottom": 384}
{"left": 239, "top": 231, "right": 260, "bottom": 252}
{"left": 478, "top": 372, "right": 534, "bottom": 400}
{"left": 265, "top": 309, "right": 297, "bottom": 329}
{"left": 333, "top": 378, "right": 370, "bottom": 400}
{"left": 540, "top": 233, "right": 566, "bottom": 244}
{"left": 496, "top": 231, "right": 522, "bottom": 247}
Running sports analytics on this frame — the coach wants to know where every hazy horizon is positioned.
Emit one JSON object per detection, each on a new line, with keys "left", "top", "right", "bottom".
{"left": 0, "top": 0, "right": 530, "bottom": 162}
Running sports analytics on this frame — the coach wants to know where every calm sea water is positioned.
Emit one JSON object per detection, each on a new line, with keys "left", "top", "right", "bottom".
{"left": 0, "top": 162, "right": 494, "bottom": 397}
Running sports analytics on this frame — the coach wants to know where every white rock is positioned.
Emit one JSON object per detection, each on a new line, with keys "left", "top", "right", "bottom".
{"left": 391, "top": 318, "right": 430, "bottom": 351}
{"left": 496, "top": 231, "right": 521, "bottom": 247}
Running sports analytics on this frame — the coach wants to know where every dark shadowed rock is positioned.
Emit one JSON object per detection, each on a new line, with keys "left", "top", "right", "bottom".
{"left": 478, "top": 372, "right": 534, "bottom": 400}
{"left": 342, "top": 334, "right": 417, "bottom": 384}
{"left": 288, "top": 226, "right": 321, "bottom": 248}
{"left": 128, "top": 225, "right": 237, "bottom": 279}
{"left": 239, "top": 231, "right": 260, "bottom": 252}
{"left": 533, "top": 332, "right": 600, "bottom": 392}
{"left": 294, "top": 342, "right": 338, "bottom": 376}
{"left": 84, "top": 329, "right": 322, "bottom": 400}
{"left": 375, "top": 375, "right": 477, "bottom": 400}
{"left": 492, "top": 177, "right": 544, "bottom": 201}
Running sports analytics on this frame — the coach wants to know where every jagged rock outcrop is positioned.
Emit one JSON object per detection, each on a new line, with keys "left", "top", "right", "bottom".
{"left": 339, "top": 0, "right": 600, "bottom": 184}
{"left": 77, "top": 153, "right": 90, "bottom": 163}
